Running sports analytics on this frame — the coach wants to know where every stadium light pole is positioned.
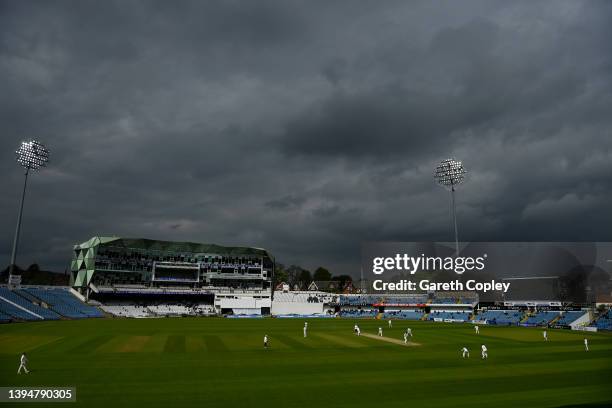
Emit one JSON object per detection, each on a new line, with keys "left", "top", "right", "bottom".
{"left": 8, "top": 140, "right": 50, "bottom": 285}
{"left": 434, "top": 158, "right": 467, "bottom": 256}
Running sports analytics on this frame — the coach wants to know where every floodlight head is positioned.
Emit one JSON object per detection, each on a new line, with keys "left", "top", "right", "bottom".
{"left": 15, "top": 140, "right": 49, "bottom": 171}
{"left": 434, "top": 158, "right": 466, "bottom": 189}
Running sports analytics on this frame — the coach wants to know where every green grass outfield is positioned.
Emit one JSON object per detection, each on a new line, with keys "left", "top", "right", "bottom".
{"left": 1, "top": 318, "right": 611, "bottom": 408}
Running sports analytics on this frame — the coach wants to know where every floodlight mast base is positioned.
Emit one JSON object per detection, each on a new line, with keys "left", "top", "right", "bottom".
{"left": 8, "top": 168, "right": 29, "bottom": 286}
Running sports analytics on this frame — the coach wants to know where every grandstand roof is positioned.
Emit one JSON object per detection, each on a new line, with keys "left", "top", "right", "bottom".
{"left": 73, "top": 236, "right": 273, "bottom": 258}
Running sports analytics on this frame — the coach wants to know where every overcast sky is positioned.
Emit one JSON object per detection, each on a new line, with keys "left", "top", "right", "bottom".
{"left": 1, "top": 0, "right": 611, "bottom": 276}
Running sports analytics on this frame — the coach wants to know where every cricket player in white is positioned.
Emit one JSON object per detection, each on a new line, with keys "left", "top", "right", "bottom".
{"left": 356, "top": 326, "right": 361, "bottom": 336}
{"left": 388, "top": 319, "right": 392, "bottom": 328}
{"left": 264, "top": 335, "right": 269, "bottom": 349}
{"left": 481, "top": 344, "right": 488, "bottom": 359}
{"left": 543, "top": 330, "right": 548, "bottom": 341}
{"left": 406, "top": 328, "right": 412, "bottom": 338}
{"left": 403, "top": 332, "right": 408, "bottom": 344}
{"left": 378, "top": 327, "right": 383, "bottom": 337}
{"left": 17, "top": 353, "right": 29, "bottom": 374}
{"left": 304, "top": 322, "right": 308, "bottom": 338}
{"left": 474, "top": 325, "right": 479, "bottom": 334}
{"left": 461, "top": 347, "right": 470, "bottom": 358}
{"left": 584, "top": 338, "right": 589, "bottom": 351}
{"left": 354, "top": 324, "right": 358, "bottom": 334}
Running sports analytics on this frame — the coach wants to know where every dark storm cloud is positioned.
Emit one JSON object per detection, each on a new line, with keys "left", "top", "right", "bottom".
{"left": 1, "top": 0, "right": 611, "bottom": 276}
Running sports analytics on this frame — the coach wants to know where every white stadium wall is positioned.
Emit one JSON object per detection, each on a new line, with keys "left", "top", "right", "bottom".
{"left": 271, "top": 301, "right": 324, "bottom": 315}
{"left": 570, "top": 310, "right": 593, "bottom": 330}
{"left": 215, "top": 297, "right": 271, "bottom": 315}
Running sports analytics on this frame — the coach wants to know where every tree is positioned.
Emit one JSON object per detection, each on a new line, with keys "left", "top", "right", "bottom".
{"left": 273, "top": 263, "right": 288, "bottom": 286}
{"left": 313, "top": 267, "right": 331, "bottom": 281}
{"left": 285, "top": 265, "right": 303, "bottom": 288}
{"left": 298, "top": 269, "right": 312, "bottom": 288}
{"left": 332, "top": 274, "right": 352, "bottom": 288}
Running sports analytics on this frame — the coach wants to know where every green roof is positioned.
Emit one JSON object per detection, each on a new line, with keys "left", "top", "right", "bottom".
{"left": 73, "top": 236, "right": 272, "bottom": 258}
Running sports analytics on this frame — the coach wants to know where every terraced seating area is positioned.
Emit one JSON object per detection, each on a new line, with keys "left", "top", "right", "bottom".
{"left": 429, "top": 311, "right": 471, "bottom": 321}
{"left": 0, "top": 287, "right": 60, "bottom": 320}
{"left": 100, "top": 305, "right": 151, "bottom": 318}
{"left": 24, "top": 287, "right": 104, "bottom": 318}
{"left": 383, "top": 310, "right": 424, "bottom": 320}
{"left": 340, "top": 309, "right": 377, "bottom": 318}
{"left": 555, "top": 311, "right": 586, "bottom": 326}
{"left": 524, "top": 311, "right": 560, "bottom": 326}
{"left": 593, "top": 310, "right": 612, "bottom": 331}
{"left": 476, "top": 310, "right": 523, "bottom": 325}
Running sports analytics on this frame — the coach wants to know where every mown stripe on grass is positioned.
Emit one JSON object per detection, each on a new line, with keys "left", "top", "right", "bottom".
{"left": 203, "top": 335, "right": 228, "bottom": 352}
{"left": 117, "top": 336, "right": 151, "bottom": 352}
{"left": 0, "top": 335, "right": 63, "bottom": 354}
{"left": 164, "top": 335, "right": 186, "bottom": 353}
{"left": 141, "top": 334, "right": 168, "bottom": 352}
{"left": 312, "top": 333, "right": 367, "bottom": 348}
{"left": 185, "top": 336, "right": 205, "bottom": 352}
{"left": 69, "top": 334, "right": 114, "bottom": 354}
{"left": 94, "top": 335, "right": 130, "bottom": 353}
{"left": 274, "top": 334, "right": 312, "bottom": 350}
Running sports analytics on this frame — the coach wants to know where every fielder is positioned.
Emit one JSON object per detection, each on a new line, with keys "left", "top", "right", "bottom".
{"left": 543, "top": 330, "right": 548, "bottom": 341}
{"left": 378, "top": 327, "right": 383, "bottom": 337}
{"left": 303, "top": 322, "right": 308, "bottom": 338}
{"left": 356, "top": 326, "right": 361, "bottom": 336}
{"left": 481, "top": 344, "right": 488, "bottom": 359}
{"left": 354, "top": 324, "right": 358, "bottom": 334}
{"left": 584, "top": 338, "right": 589, "bottom": 351}
{"left": 264, "top": 334, "right": 269, "bottom": 349}
{"left": 388, "top": 319, "right": 392, "bottom": 328}
{"left": 17, "top": 353, "right": 29, "bottom": 374}
{"left": 403, "top": 332, "right": 408, "bottom": 344}
{"left": 474, "top": 325, "right": 479, "bottom": 334}
{"left": 461, "top": 347, "right": 470, "bottom": 358}
{"left": 406, "top": 328, "right": 412, "bottom": 338}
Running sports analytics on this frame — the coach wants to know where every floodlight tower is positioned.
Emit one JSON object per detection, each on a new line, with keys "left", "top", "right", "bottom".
{"left": 434, "top": 158, "right": 467, "bottom": 256}
{"left": 8, "top": 140, "right": 50, "bottom": 284}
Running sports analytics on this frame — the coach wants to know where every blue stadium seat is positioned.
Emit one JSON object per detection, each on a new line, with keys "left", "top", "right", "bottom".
{"left": 524, "top": 311, "right": 559, "bottom": 326}
{"left": 428, "top": 311, "right": 471, "bottom": 321}
{"left": 0, "top": 287, "right": 60, "bottom": 320}
{"left": 475, "top": 310, "right": 523, "bottom": 325}
{"left": 555, "top": 311, "right": 585, "bottom": 326}
{"left": 24, "top": 288, "right": 104, "bottom": 319}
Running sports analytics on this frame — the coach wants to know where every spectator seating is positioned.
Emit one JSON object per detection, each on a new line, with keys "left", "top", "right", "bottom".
{"left": 555, "top": 311, "right": 586, "bottom": 326}
{"left": 100, "top": 305, "right": 151, "bottom": 318}
{"left": 383, "top": 310, "right": 424, "bottom": 320}
{"left": 476, "top": 310, "right": 523, "bottom": 325}
{"left": 524, "top": 311, "right": 559, "bottom": 326}
{"left": 0, "top": 310, "right": 12, "bottom": 322}
{"left": 0, "top": 287, "right": 60, "bottom": 320}
{"left": 340, "top": 309, "right": 377, "bottom": 318}
{"left": 24, "top": 287, "right": 104, "bottom": 318}
{"left": 429, "top": 311, "right": 471, "bottom": 321}
{"left": 593, "top": 309, "right": 612, "bottom": 331}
